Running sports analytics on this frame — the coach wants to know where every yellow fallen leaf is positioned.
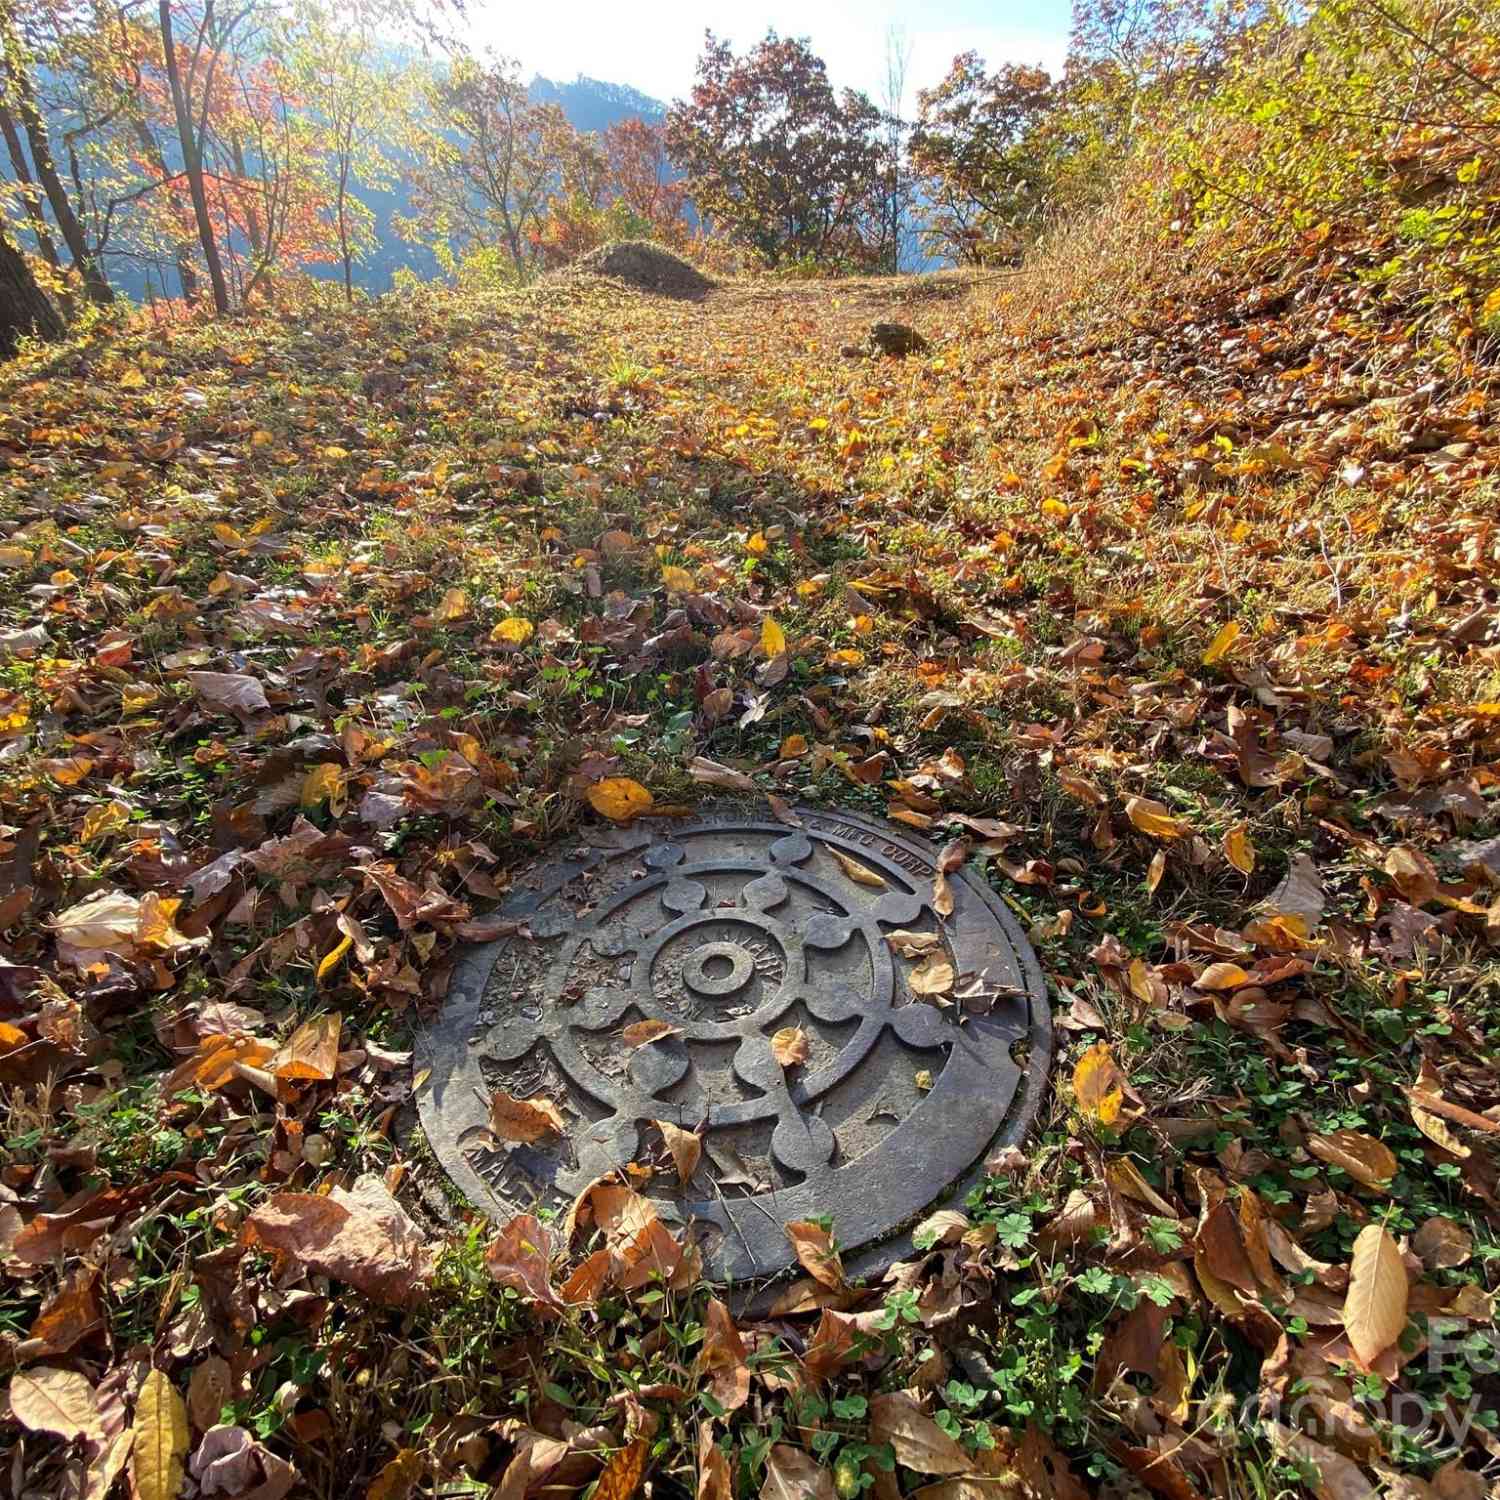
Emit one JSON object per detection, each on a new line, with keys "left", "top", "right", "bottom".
{"left": 1203, "top": 619, "right": 1241, "bottom": 665}
{"left": 829, "top": 847, "right": 886, "bottom": 888}
{"left": 301, "top": 762, "right": 344, "bottom": 810}
{"left": 131, "top": 1369, "right": 188, "bottom": 1500}
{"left": 587, "top": 777, "right": 654, "bottom": 822}
{"left": 660, "top": 564, "right": 695, "bottom": 592}
{"left": 1125, "top": 796, "right": 1189, "bottom": 840}
{"left": 761, "top": 616, "right": 787, "bottom": 658}
{"left": 1196, "top": 962, "right": 1251, "bottom": 991}
{"left": 315, "top": 935, "right": 352, "bottom": 984}
{"left": 1073, "top": 1042, "right": 1124, "bottom": 1126}
{"left": 491, "top": 616, "right": 535, "bottom": 644}
{"left": 1225, "top": 824, "right": 1256, "bottom": 875}
{"left": 433, "top": 588, "right": 468, "bottom": 623}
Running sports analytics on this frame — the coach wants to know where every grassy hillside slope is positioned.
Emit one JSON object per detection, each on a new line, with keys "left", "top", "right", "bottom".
{"left": 3, "top": 7, "right": 1500, "bottom": 1487}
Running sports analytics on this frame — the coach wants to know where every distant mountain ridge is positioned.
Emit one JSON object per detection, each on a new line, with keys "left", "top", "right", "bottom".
{"left": 529, "top": 74, "right": 667, "bottom": 132}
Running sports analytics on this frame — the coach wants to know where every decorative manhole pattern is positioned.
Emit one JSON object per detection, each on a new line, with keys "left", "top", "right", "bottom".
{"left": 416, "top": 806, "right": 1051, "bottom": 1283}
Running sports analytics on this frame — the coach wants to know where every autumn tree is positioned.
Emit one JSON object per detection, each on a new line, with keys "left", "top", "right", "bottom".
{"left": 0, "top": 1, "right": 115, "bottom": 303}
{"left": 910, "top": 54, "right": 1057, "bottom": 264}
{"left": 665, "top": 31, "right": 887, "bottom": 269}
{"left": 282, "top": 2, "right": 403, "bottom": 299}
{"left": 403, "top": 54, "right": 592, "bottom": 278}
{"left": 603, "top": 118, "right": 686, "bottom": 239}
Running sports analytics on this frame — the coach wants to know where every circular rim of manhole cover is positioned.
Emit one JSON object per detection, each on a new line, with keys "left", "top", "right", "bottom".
{"left": 416, "top": 804, "right": 1051, "bottom": 1286}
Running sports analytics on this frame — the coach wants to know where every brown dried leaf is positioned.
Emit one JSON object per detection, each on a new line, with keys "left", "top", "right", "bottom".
{"left": 785, "top": 1219, "right": 846, "bottom": 1292}
{"left": 761, "top": 1445, "right": 835, "bottom": 1500}
{"left": 622, "top": 1019, "right": 683, "bottom": 1048}
{"left": 885, "top": 929, "right": 941, "bottom": 958}
{"left": 1307, "top": 1130, "right": 1397, "bottom": 1191}
{"left": 697, "top": 1297, "right": 750, "bottom": 1412}
{"left": 653, "top": 1119, "right": 702, "bottom": 1184}
{"left": 909, "top": 955, "right": 956, "bottom": 997}
{"left": 272, "top": 1011, "right": 341, "bottom": 1082}
{"left": 869, "top": 1392, "right": 971, "bottom": 1476}
{"left": 243, "top": 1176, "right": 433, "bottom": 1306}
{"left": 485, "top": 1213, "right": 564, "bottom": 1318}
{"left": 490, "top": 1090, "right": 567, "bottom": 1143}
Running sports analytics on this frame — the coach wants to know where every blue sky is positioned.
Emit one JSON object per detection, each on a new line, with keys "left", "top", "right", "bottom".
{"left": 467, "top": 0, "right": 1072, "bottom": 108}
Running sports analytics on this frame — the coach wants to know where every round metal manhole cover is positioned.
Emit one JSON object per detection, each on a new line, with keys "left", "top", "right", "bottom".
{"left": 416, "top": 806, "right": 1051, "bottom": 1284}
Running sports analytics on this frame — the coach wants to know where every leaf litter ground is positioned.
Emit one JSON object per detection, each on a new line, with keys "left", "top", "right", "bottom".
{"left": 1, "top": 258, "right": 1499, "bottom": 1499}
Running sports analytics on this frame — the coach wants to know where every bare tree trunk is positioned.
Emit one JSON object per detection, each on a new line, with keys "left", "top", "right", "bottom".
{"left": 0, "top": 100, "right": 61, "bottom": 273}
{"left": 0, "top": 227, "right": 63, "bottom": 358}
{"left": 128, "top": 113, "right": 200, "bottom": 303}
{"left": 1, "top": 55, "right": 112, "bottom": 303}
{"left": 336, "top": 146, "right": 352, "bottom": 301}
{"left": 159, "top": 0, "right": 231, "bottom": 314}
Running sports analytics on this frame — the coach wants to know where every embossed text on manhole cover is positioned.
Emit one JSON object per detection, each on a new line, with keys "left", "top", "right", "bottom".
{"left": 416, "top": 806, "right": 1051, "bottom": 1282}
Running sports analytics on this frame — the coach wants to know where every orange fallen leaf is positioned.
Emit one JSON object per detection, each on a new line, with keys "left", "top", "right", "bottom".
{"left": 490, "top": 1090, "right": 567, "bottom": 1143}
{"left": 771, "top": 1027, "right": 809, "bottom": 1066}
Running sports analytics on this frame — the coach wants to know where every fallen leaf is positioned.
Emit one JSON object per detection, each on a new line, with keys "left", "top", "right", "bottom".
{"left": 1202, "top": 619, "right": 1241, "bottom": 665}
{"left": 653, "top": 1119, "right": 702, "bottom": 1184}
{"left": 771, "top": 1027, "right": 809, "bottom": 1066}
{"left": 908, "top": 955, "right": 956, "bottom": 996}
{"left": 9, "top": 1365, "right": 103, "bottom": 1442}
{"left": 243, "top": 1176, "right": 433, "bottom": 1306}
{"left": 698, "top": 1297, "right": 750, "bottom": 1411}
{"left": 1196, "top": 962, "right": 1251, "bottom": 991}
{"left": 491, "top": 616, "right": 535, "bottom": 644}
{"left": 623, "top": 1019, "right": 683, "bottom": 1047}
{"left": 485, "top": 1213, "right": 564, "bottom": 1318}
{"left": 761, "top": 616, "right": 787, "bottom": 658}
{"left": 869, "top": 1391, "right": 970, "bottom": 1475}
{"left": 366, "top": 1448, "right": 423, "bottom": 1500}
{"left": 186, "top": 671, "right": 270, "bottom": 717}
{"left": 1412, "top": 1215, "right": 1472, "bottom": 1270}
{"left": 1307, "top": 1130, "right": 1397, "bottom": 1191}
{"left": 132, "top": 1369, "right": 189, "bottom": 1500}
{"left": 785, "top": 1219, "right": 846, "bottom": 1292}
{"left": 1225, "top": 824, "right": 1256, "bottom": 875}
{"left": 761, "top": 1445, "right": 835, "bottom": 1500}
{"left": 1343, "top": 1224, "right": 1408, "bottom": 1366}
{"left": 272, "top": 1011, "right": 342, "bottom": 1081}
{"left": 433, "top": 587, "right": 468, "bottom": 623}
{"left": 490, "top": 1090, "right": 567, "bottom": 1143}
{"left": 886, "top": 929, "right": 941, "bottom": 958}
{"left": 593, "top": 1439, "right": 649, "bottom": 1500}
{"left": 1125, "top": 796, "right": 1189, "bottom": 840}
{"left": 1073, "top": 1042, "right": 1124, "bottom": 1125}
{"left": 587, "top": 777, "right": 654, "bottom": 822}
{"left": 698, "top": 1425, "right": 732, "bottom": 1500}
{"left": 830, "top": 847, "right": 886, "bottom": 888}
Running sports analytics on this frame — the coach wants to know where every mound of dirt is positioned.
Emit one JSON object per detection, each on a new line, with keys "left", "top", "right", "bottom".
{"left": 574, "top": 241, "right": 715, "bottom": 298}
